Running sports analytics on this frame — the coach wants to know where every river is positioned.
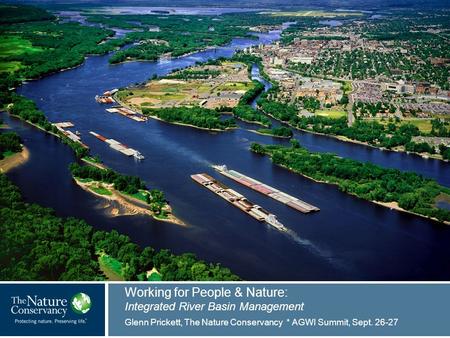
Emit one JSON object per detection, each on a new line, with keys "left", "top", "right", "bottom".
{"left": 4, "top": 29, "right": 450, "bottom": 281}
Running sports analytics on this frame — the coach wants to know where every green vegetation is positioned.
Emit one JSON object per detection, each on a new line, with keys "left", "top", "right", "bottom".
{"left": 0, "top": 3, "right": 54, "bottom": 24}
{"left": 7, "top": 95, "right": 89, "bottom": 158}
{"left": 232, "top": 79, "right": 271, "bottom": 127}
{"left": 251, "top": 141, "right": 450, "bottom": 223}
{"left": 315, "top": 109, "right": 347, "bottom": 119}
{"left": 233, "top": 105, "right": 271, "bottom": 127}
{"left": 0, "top": 132, "right": 22, "bottom": 160}
{"left": 257, "top": 86, "right": 448, "bottom": 158}
{"left": 256, "top": 126, "right": 293, "bottom": 138}
{"left": 0, "top": 174, "right": 239, "bottom": 281}
{"left": 86, "top": 12, "right": 298, "bottom": 64}
{"left": 142, "top": 106, "right": 236, "bottom": 130}
{"left": 69, "top": 163, "right": 168, "bottom": 216}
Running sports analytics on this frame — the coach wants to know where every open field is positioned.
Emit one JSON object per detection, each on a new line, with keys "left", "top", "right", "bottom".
{"left": 118, "top": 62, "right": 253, "bottom": 110}
{"left": 266, "top": 10, "right": 364, "bottom": 17}
{"left": 0, "top": 36, "right": 44, "bottom": 57}
{"left": 315, "top": 109, "right": 347, "bottom": 119}
{"left": 98, "top": 253, "right": 124, "bottom": 281}
{"left": 0, "top": 35, "right": 45, "bottom": 73}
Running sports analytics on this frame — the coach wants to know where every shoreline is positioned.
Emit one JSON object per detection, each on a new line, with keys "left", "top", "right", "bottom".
{"left": 260, "top": 108, "right": 448, "bottom": 162}
{"left": 74, "top": 178, "right": 186, "bottom": 227}
{"left": 248, "top": 129, "right": 291, "bottom": 138}
{"left": 146, "top": 114, "right": 236, "bottom": 132}
{"left": 263, "top": 158, "right": 450, "bottom": 225}
{"left": 0, "top": 146, "right": 29, "bottom": 173}
{"left": 234, "top": 116, "right": 270, "bottom": 128}
{"left": 113, "top": 88, "right": 237, "bottom": 132}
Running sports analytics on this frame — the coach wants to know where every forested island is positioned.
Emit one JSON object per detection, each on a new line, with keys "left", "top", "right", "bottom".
{"left": 254, "top": 126, "right": 293, "bottom": 138}
{"left": 251, "top": 141, "right": 450, "bottom": 223}
{"left": 0, "top": 174, "right": 239, "bottom": 281}
{"left": 142, "top": 106, "right": 237, "bottom": 131}
{"left": 69, "top": 162, "right": 184, "bottom": 225}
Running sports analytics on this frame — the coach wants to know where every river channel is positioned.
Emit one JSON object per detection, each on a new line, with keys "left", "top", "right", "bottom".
{"left": 4, "top": 28, "right": 450, "bottom": 281}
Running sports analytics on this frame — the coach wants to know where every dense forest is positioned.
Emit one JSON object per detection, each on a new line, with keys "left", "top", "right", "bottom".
{"left": 0, "top": 174, "right": 239, "bottom": 281}
{"left": 142, "top": 106, "right": 237, "bottom": 130}
{"left": 251, "top": 141, "right": 450, "bottom": 223}
{"left": 256, "top": 126, "right": 293, "bottom": 138}
{"left": 0, "top": 132, "right": 22, "bottom": 159}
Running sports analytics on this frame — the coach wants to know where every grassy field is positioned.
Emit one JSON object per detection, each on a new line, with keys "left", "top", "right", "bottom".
{"left": 91, "top": 185, "right": 113, "bottom": 196}
{"left": 342, "top": 81, "right": 352, "bottom": 94}
{"left": 267, "top": 10, "right": 363, "bottom": 17}
{"left": 401, "top": 119, "right": 433, "bottom": 133}
{"left": 119, "top": 62, "right": 252, "bottom": 109}
{"left": 126, "top": 190, "right": 149, "bottom": 203}
{"left": 315, "top": 109, "right": 347, "bottom": 119}
{"left": 0, "top": 35, "right": 45, "bottom": 73}
{"left": 0, "top": 36, "right": 44, "bottom": 57}
{"left": 98, "top": 253, "right": 124, "bottom": 281}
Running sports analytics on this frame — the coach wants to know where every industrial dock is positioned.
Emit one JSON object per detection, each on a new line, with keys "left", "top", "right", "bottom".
{"left": 191, "top": 173, "right": 287, "bottom": 231}
{"left": 89, "top": 131, "right": 144, "bottom": 160}
{"left": 213, "top": 165, "right": 319, "bottom": 213}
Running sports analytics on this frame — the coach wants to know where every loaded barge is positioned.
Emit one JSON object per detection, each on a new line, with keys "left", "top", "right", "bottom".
{"left": 106, "top": 106, "right": 146, "bottom": 122}
{"left": 191, "top": 173, "right": 286, "bottom": 231}
{"left": 212, "top": 165, "right": 319, "bottom": 213}
{"left": 89, "top": 131, "right": 144, "bottom": 160}
{"left": 95, "top": 89, "right": 118, "bottom": 104}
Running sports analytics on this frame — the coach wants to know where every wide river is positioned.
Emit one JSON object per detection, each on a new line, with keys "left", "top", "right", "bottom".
{"left": 5, "top": 29, "right": 450, "bottom": 281}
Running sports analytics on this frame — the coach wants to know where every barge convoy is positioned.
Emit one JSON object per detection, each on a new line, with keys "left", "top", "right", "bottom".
{"left": 89, "top": 131, "right": 144, "bottom": 160}
{"left": 191, "top": 173, "right": 287, "bottom": 232}
{"left": 213, "top": 165, "right": 319, "bottom": 213}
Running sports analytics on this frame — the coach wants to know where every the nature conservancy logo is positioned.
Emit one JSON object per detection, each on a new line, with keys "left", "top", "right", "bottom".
{"left": 70, "top": 292, "right": 92, "bottom": 314}
{"left": 10, "top": 292, "right": 92, "bottom": 318}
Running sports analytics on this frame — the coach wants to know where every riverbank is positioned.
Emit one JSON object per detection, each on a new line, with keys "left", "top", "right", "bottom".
{"left": 254, "top": 148, "right": 450, "bottom": 225}
{"left": 74, "top": 177, "right": 186, "bottom": 226}
{"left": 260, "top": 108, "right": 448, "bottom": 162}
{"left": 145, "top": 114, "right": 237, "bottom": 132}
{"left": 248, "top": 129, "right": 291, "bottom": 138}
{"left": 0, "top": 146, "right": 29, "bottom": 173}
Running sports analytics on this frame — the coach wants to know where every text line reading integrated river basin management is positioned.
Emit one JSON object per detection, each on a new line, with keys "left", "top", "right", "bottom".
{"left": 121, "top": 286, "right": 305, "bottom": 328}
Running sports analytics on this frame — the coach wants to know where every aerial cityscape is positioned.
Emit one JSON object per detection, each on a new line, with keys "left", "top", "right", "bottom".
{"left": 0, "top": 0, "right": 449, "bottom": 282}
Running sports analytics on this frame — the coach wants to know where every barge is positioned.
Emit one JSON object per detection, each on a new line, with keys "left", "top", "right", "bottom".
{"left": 95, "top": 89, "right": 118, "bottom": 104}
{"left": 52, "top": 122, "right": 88, "bottom": 148}
{"left": 212, "top": 165, "right": 319, "bottom": 213}
{"left": 89, "top": 131, "right": 144, "bottom": 160}
{"left": 191, "top": 173, "right": 286, "bottom": 232}
{"left": 106, "top": 107, "right": 146, "bottom": 122}
{"left": 95, "top": 95, "right": 115, "bottom": 104}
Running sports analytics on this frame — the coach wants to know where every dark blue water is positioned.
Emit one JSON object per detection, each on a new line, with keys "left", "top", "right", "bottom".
{"left": 5, "top": 31, "right": 450, "bottom": 281}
